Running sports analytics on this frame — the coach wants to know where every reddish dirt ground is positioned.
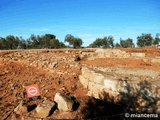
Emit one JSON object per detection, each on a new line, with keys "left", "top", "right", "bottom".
{"left": 120, "top": 46, "right": 160, "bottom": 57}
{"left": 0, "top": 50, "right": 89, "bottom": 119}
{"left": 82, "top": 47, "right": 160, "bottom": 70}
{"left": 81, "top": 57, "right": 160, "bottom": 70}
{"left": 0, "top": 47, "right": 160, "bottom": 119}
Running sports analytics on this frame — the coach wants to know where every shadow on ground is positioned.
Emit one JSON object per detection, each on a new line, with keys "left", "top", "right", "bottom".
{"left": 81, "top": 97, "right": 125, "bottom": 120}
{"left": 80, "top": 80, "right": 159, "bottom": 120}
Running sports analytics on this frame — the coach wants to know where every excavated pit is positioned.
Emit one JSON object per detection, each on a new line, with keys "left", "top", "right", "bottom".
{"left": 80, "top": 48, "right": 160, "bottom": 114}
{"left": 0, "top": 47, "right": 160, "bottom": 119}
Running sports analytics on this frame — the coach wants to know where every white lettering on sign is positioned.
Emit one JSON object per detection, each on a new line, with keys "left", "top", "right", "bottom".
{"left": 28, "top": 87, "right": 37, "bottom": 96}
{"left": 30, "top": 90, "right": 36, "bottom": 92}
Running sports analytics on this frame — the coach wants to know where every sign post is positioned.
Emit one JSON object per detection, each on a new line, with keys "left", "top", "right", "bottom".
{"left": 25, "top": 84, "right": 41, "bottom": 100}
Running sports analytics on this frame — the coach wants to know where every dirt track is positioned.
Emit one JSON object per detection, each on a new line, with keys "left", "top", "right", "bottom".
{"left": 0, "top": 47, "right": 160, "bottom": 119}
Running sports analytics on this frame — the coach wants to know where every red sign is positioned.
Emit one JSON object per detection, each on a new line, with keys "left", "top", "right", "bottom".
{"left": 25, "top": 84, "right": 40, "bottom": 98}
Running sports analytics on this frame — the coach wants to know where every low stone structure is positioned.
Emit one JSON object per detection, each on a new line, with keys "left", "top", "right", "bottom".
{"left": 85, "top": 49, "right": 146, "bottom": 60}
{"left": 79, "top": 65, "right": 160, "bottom": 113}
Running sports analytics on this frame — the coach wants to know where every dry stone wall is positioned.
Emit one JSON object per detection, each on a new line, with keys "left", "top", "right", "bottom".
{"left": 79, "top": 65, "right": 160, "bottom": 113}
{"left": 84, "top": 49, "right": 160, "bottom": 64}
{"left": 86, "top": 49, "right": 145, "bottom": 60}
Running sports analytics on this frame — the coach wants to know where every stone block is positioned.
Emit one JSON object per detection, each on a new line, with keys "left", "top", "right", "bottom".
{"left": 156, "top": 108, "right": 160, "bottom": 113}
{"left": 79, "top": 75, "right": 89, "bottom": 88}
{"left": 36, "top": 100, "right": 57, "bottom": 118}
{"left": 54, "top": 93, "right": 74, "bottom": 112}
{"left": 14, "top": 101, "right": 28, "bottom": 115}
{"left": 93, "top": 75, "right": 105, "bottom": 84}
{"left": 156, "top": 101, "right": 160, "bottom": 106}
{"left": 104, "top": 79, "right": 118, "bottom": 92}
{"left": 82, "top": 68, "right": 94, "bottom": 80}
{"left": 95, "top": 49, "right": 104, "bottom": 53}
{"left": 88, "top": 82, "right": 104, "bottom": 94}
{"left": 151, "top": 59, "right": 160, "bottom": 64}
{"left": 88, "top": 82, "right": 96, "bottom": 92}
{"left": 131, "top": 53, "right": 145, "bottom": 57}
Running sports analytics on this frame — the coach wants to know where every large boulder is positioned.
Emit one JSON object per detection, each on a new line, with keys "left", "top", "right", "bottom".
{"left": 36, "top": 100, "right": 57, "bottom": 118}
{"left": 54, "top": 93, "right": 74, "bottom": 112}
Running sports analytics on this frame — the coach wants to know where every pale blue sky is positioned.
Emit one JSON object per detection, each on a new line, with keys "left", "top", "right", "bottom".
{"left": 0, "top": 0, "right": 160, "bottom": 46}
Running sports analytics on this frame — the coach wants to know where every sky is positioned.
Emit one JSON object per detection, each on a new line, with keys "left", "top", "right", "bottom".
{"left": 0, "top": 0, "right": 160, "bottom": 46}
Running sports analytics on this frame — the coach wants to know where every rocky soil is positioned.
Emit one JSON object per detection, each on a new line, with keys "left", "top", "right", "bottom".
{"left": 0, "top": 47, "right": 160, "bottom": 120}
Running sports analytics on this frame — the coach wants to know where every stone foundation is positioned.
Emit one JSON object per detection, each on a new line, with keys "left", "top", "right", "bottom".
{"left": 79, "top": 65, "right": 160, "bottom": 113}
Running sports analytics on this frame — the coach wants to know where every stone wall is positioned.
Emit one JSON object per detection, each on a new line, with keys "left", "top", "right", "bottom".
{"left": 79, "top": 65, "right": 160, "bottom": 113}
{"left": 85, "top": 49, "right": 145, "bottom": 60}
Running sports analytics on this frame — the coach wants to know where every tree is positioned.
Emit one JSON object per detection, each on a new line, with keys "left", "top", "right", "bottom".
{"left": 120, "top": 38, "right": 134, "bottom": 48}
{"left": 42, "top": 34, "right": 56, "bottom": 48}
{"left": 64, "top": 34, "right": 83, "bottom": 48}
{"left": 0, "top": 33, "right": 66, "bottom": 50}
{"left": 26, "top": 38, "right": 32, "bottom": 49}
{"left": 0, "top": 37, "right": 7, "bottom": 49}
{"left": 29, "top": 34, "right": 38, "bottom": 48}
{"left": 14, "top": 36, "right": 21, "bottom": 49}
{"left": 5, "top": 35, "right": 20, "bottom": 49}
{"left": 18, "top": 36, "right": 27, "bottom": 49}
{"left": 44, "top": 34, "right": 56, "bottom": 39}
{"left": 59, "top": 41, "right": 66, "bottom": 48}
{"left": 89, "top": 38, "right": 103, "bottom": 48}
{"left": 6, "top": 35, "right": 14, "bottom": 49}
{"left": 50, "top": 39, "right": 59, "bottom": 48}
{"left": 108, "top": 36, "right": 114, "bottom": 48}
{"left": 153, "top": 33, "right": 160, "bottom": 45}
{"left": 88, "top": 44, "right": 93, "bottom": 48}
{"left": 89, "top": 36, "right": 114, "bottom": 48}
{"left": 137, "top": 33, "right": 153, "bottom": 47}
{"left": 74, "top": 38, "right": 83, "bottom": 48}
{"left": 37, "top": 35, "right": 43, "bottom": 48}
{"left": 115, "top": 42, "right": 121, "bottom": 48}
{"left": 102, "top": 37, "right": 109, "bottom": 48}
{"left": 120, "top": 39, "right": 126, "bottom": 48}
